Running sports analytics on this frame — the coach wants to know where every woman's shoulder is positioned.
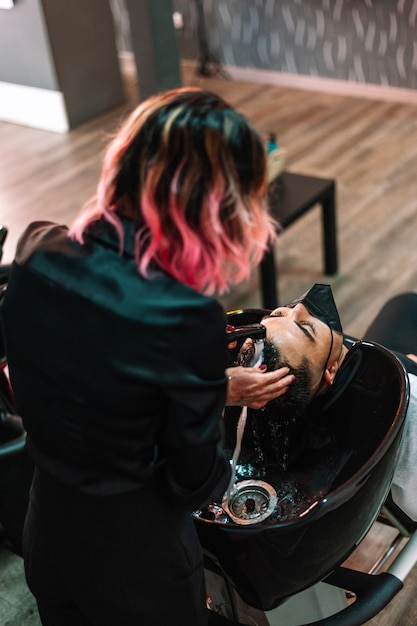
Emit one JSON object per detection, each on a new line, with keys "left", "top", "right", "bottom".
{"left": 14, "top": 221, "right": 72, "bottom": 264}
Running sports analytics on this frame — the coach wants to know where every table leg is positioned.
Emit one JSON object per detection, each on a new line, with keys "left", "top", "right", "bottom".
{"left": 260, "top": 249, "right": 278, "bottom": 309}
{"left": 321, "top": 184, "right": 338, "bottom": 275}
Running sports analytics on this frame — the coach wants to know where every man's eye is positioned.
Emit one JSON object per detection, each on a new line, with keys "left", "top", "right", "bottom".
{"left": 300, "top": 321, "right": 315, "bottom": 337}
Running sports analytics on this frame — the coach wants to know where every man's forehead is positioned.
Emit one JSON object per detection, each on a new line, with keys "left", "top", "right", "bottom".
{"left": 288, "top": 283, "right": 343, "bottom": 334}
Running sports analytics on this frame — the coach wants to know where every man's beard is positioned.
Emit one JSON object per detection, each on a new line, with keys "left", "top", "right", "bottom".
{"left": 236, "top": 338, "right": 314, "bottom": 423}
{"left": 236, "top": 339, "right": 315, "bottom": 471}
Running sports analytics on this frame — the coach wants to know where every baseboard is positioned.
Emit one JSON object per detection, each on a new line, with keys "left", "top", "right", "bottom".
{"left": 183, "top": 60, "right": 417, "bottom": 106}
{"left": 0, "top": 81, "right": 69, "bottom": 133}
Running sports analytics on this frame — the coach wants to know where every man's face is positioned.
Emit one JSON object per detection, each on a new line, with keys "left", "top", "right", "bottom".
{"left": 261, "top": 302, "right": 343, "bottom": 395}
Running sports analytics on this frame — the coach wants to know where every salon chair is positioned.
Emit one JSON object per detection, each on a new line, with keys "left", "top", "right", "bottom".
{"left": 0, "top": 361, "right": 32, "bottom": 555}
{"left": 0, "top": 262, "right": 33, "bottom": 555}
{"left": 0, "top": 408, "right": 32, "bottom": 555}
{"left": 357, "top": 292, "right": 417, "bottom": 579}
{"left": 197, "top": 309, "right": 415, "bottom": 625}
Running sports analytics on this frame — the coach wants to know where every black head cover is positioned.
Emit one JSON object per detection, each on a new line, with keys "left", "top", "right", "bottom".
{"left": 290, "top": 283, "right": 343, "bottom": 335}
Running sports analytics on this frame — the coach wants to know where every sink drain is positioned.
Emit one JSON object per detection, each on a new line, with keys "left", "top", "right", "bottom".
{"left": 223, "top": 480, "right": 277, "bottom": 525}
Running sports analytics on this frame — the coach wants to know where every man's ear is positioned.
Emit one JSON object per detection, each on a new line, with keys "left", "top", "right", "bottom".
{"left": 324, "top": 360, "right": 340, "bottom": 386}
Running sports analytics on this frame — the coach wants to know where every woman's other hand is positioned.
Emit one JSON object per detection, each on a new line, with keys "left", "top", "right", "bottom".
{"left": 225, "top": 365, "right": 295, "bottom": 409}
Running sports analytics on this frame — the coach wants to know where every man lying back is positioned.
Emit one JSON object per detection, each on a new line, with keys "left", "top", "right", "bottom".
{"left": 233, "top": 284, "right": 417, "bottom": 522}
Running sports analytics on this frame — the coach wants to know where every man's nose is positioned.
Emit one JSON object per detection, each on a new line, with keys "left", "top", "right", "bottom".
{"left": 270, "top": 306, "right": 292, "bottom": 317}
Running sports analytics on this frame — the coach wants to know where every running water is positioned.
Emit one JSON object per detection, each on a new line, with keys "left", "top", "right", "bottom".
{"left": 226, "top": 405, "right": 248, "bottom": 500}
{"left": 225, "top": 338, "right": 264, "bottom": 500}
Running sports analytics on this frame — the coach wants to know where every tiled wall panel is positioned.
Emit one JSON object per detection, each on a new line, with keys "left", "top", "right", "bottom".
{"left": 171, "top": 0, "right": 417, "bottom": 90}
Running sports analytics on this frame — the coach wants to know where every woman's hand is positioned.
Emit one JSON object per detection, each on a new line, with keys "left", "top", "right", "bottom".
{"left": 225, "top": 365, "right": 295, "bottom": 410}
{"left": 407, "top": 353, "right": 417, "bottom": 364}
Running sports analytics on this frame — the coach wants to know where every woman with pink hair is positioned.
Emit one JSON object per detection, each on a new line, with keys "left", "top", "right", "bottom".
{"left": 1, "top": 88, "right": 293, "bottom": 625}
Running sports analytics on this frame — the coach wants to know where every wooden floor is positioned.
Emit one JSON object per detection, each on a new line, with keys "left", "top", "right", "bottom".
{"left": 2, "top": 62, "right": 417, "bottom": 624}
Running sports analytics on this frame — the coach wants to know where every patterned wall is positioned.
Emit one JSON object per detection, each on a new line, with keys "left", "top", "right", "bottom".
{"left": 171, "top": 0, "right": 417, "bottom": 90}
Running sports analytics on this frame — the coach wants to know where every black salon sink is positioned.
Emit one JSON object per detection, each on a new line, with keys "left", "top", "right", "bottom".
{"left": 195, "top": 313, "right": 409, "bottom": 612}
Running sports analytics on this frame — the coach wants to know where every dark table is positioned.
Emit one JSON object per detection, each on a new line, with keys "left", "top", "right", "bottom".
{"left": 260, "top": 171, "right": 338, "bottom": 309}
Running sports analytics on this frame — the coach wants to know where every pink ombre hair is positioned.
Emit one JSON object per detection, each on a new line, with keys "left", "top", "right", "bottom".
{"left": 70, "top": 87, "right": 277, "bottom": 295}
